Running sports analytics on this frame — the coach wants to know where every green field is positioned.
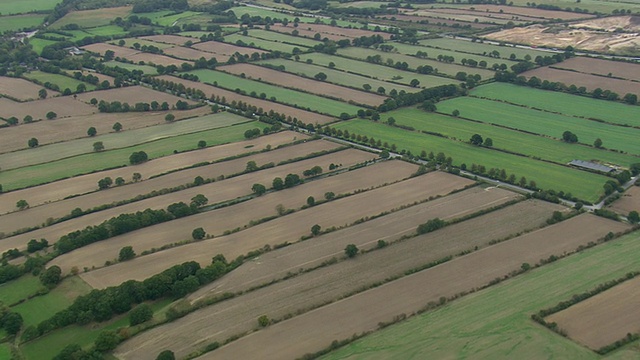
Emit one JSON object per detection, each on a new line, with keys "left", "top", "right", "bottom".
{"left": 437, "top": 97, "right": 640, "bottom": 156}
{"left": 0, "top": 343, "right": 10, "bottom": 359}
{"left": 23, "top": 71, "right": 97, "bottom": 93}
{"left": 333, "top": 119, "right": 609, "bottom": 201}
{"left": 85, "top": 25, "right": 130, "bottom": 37}
{"left": 248, "top": 29, "right": 322, "bottom": 48}
{"left": 27, "top": 38, "right": 59, "bottom": 56}
{"left": 112, "top": 38, "right": 173, "bottom": 50}
{"left": 471, "top": 82, "right": 640, "bottom": 128}
{"left": 0, "top": 121, "right": 268, "bottom": 191}
{"left": 420, "top": 37, "right": 550, "bottom": 60}
{"left": 297, "top": 52, "right": 457, "bottom": 89}
{"left": 187, "top": 69, "right": 363, "bottom": 117}
{"left": 141, "top": 10, "right": 204, "bottom": 27}
{"left": 12, "top": 277, "right": 91, "bottom": 327}
{"left": 391, "top": 41, "right": 518, "bottom": 67}
{"left": 0, "top": 0, "right": 60, "bottom": 15}
{"left": 224, "top": 33, "right": 301, "bottom": 53}
{"left": 0, "top": 275, "right": 41, "bottom": 306}
{"left": 388, "top": 107, "right": 636, "bottom": 167}
{"left": 323, "top": 229, "right": 640, "bottom": 359}
{"left": 228, "top": 7, "right": 355, "bottom": 27}
{"left": 0, "top": 113, "right": 249, "bottom": 171}
{"left": 0, "top": 14, "right": 45, "bottom": 32}
{"left": 337, "top": 47, "right": 496, "bottom": 79}
{"left": 104, "top": 61, "right": 158, "bottom": 75}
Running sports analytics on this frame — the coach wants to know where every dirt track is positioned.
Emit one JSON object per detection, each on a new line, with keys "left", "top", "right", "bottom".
{"left": 199, "top": 214, "right": 629, "bottom": 360}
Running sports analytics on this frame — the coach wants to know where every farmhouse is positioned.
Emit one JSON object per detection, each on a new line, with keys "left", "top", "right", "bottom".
{"left": 569, "top": 159, "right": 616, "bottom": 173}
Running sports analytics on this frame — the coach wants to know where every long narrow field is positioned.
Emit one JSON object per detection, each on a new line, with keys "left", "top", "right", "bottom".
{"left": 191, "top": 40, "right": 268, "bottom": 59}
{"left": 248, "top": 29, "right": 323, "bottom": 48}
{"left": 0, "top": 113, "right": 245, "bottom": 171}
{"left": 187, "top": 69, "right": 363, "bottom": 117}
{"left": 270, "top": 23, "right": 392, "bottom": 40}
{"left": 140, "top": 35, "right": 199, "bottom": 46}
{"left": 333, "top": 119, "right": 610, "bottom": 202}
{"left": 103, "top": 61, "right": 158, "bottom": 75}
{"left": 223, "top": 33, "right": 302, "bottom": 53}
{"left": 321, "top": 229, "right": 640, "bottom": 360}
{"left": 436, "top": 96, "right": 640, "bottom": 155}
{"left": 157, "top": 75, "right": 336, "bottom": 124}
{"left": 81, "top": 171, "right": 473, "bottom": 288}
{"left": 470, "top": 82, "right": 640, "bottom": 127}
{"left": 388, "top": 107, "right": 635, "bottom": 167}
{"left": 426, "top": 4, "right": 595, "bottom": 20}
{"left": 0, "top": 0, "right": 60, "bottom": 14}
{"left": 0, "top": 76, "right": 56, "bottom": 101}
{"left": 0, "top": 121, "right": 269, "bottom": 191}
{"left": 390, "top": 42, "right": 518, "bottom": 68}
{"left": 218, "top": 63, "right": 387, "bottom": 106}
{"left": 547, "top": 276, "right": 640, "bottom": 350}
{"left": 0, "top": 139, "right": 337, "bottom": 235}
{"left": 50, "top": 6, "right": 132, "bottom": 29}
{"left": 552, "top": 57, "right": 640, "bottom": 83}
{"left": 419, "top": 37, "right": 551, "bottom": 60}
{"left": 162, "top": 46, "right": 219, "bottom": 61}
{"left": 116, "top": 194, "right": 555, "bottom": 360}
{"left": 0, "top": 132, "right": 301, "bottom": 215}
{"left": 23, "top": 71, "right": 97, "bottom": 92}
{"left": 0, "top": 141, "right": 351, "bottom": 255}
{"left": 0, "top": 96, "right": 94, "bottom": 120}
{"left": 75, "top": 85, "right": 195, "bottom": 105}
{"left": 522, "top": 67, "right": 639, "bottom": 97}
{"left": 81, "top": 43, "right": 191, "bottom": 67}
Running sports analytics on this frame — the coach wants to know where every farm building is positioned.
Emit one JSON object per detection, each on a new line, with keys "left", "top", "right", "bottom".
{"left": 569, "top": 160, "right": 615, "bottom": 173}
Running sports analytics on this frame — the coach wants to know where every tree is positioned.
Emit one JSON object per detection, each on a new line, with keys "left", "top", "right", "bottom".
{"left": 165, "top": 113, "right": 175, "bottom": 122}
{"left": 470, "top": 134, "right": 483, "bottom": 146}
{"left": 198, "top": 140, "right": 207, "bottom": 148}
{"left": 246, "top": 161, "right": 259, "bottom": 172}
{"left": 113, "top": 122, "right": 123, "bottom": 132}
{"left": 190, "top": 194, "right": 208, "bottom": 208}
{"left": 193, "top": 176, "right": 205, "bottom": 186}
{"left": 272, "top": 177, "right": 284, "bottom": 190}
{"left": 314, "top": 72, "right": 327, "bottom": 81}
{"left": 115, "top": 177, "right": 125, "bottom": 186}
{"left": 94, "top": 330, "right": 120, "bottom": 352}
{"left": 46, "top": 111, "right": 57, "bottom": 120}
{"left": 28, "top": 137, "right": 39, "bottom": 148}
{"left": 40, "top": 265, "right": 62, "bottom": 286}
{"left": 129, "top": 303, "right": 153, "bottom": 326}
{"left": 324, "top": 192, "right": 335, "bottom": 200}
{"left": 628, "top": 211, "right": 640, "bottom": 224}
{"left": 380, "top": 150, "right": 390, "bottom": 159}
{"left": 129, "top": 151, "right": 149, "bottom": 164}
{"left": 27, "top": 239, "right": 48, "bottom": 253}
{"left": 252, "top": 183, "right": 266, "bottom": 196}
{"left": 156, "top": 350, "right": 176, "bottom": 360}
{"left": 483, "top": 138, "right": 493, "bottom": 147}
{"left": 38, "top": 88, "right": 47, "bottom": 99}
{"left": 258, "top": 315, "right": 270, "bottom": 327}
{"left": 118, "top": 246, "right": 135, "bottom": 261}
{"left": 344, "top": 244, "right": 359, "bottom": 258}
{"left": 562, "top": 131, "right": 578, "bottom": 143}
{"left": 93, "top": 141, "right": 105, "bottom": 152}
{"left": 16, "top": 199, "right": 29, "bottom": 210}
{"left": 192, "top": 227, "right": 206, "bottom": 240}
{"left": 452, "top": 109, "right": 460, "bottom": 117}
{"left": 98, "top": 177, "right": 113, "bottom": 189}
{"left": 23, "top": 115, "right": 33, "bottom": 123}
{"left": 132, "top": 172, "right": 142, "bottom": 182}
{"left": 594, "top": 138, "right": 603, "bottom": 148}
{"left": 410, "top": 79, "right": 420, "bottom": 87}
{"left": 87, "top": 127, "right": 97, "bottom": 137}
{"left": 307, "top": 196, "right": 315, "bottom": 206}
{"left": 311, "top": 224, "right": 321, "bottom": 235}
{"left": 362, "top": 84, "right": 372, "bottom": 91}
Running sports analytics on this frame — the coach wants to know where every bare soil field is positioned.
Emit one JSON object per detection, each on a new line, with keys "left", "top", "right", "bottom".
{"left": 546, "top": 276, "right": 640, "bottom": 350}
{"left": 58, "top": 158, "right": 406, "bottom": 275}
{"left": 75, "top": 85, "right": 195, "bottom": 106}
{"left": 552, "top": 56, "right": 640, "bottom": 82}
{"left": 82, "top": 43, "right": 192, "bottom": 67}
{"left": 116, "top": 197, "right": 559, "bottom": 360}
{"left": 521, "top": 67, "right": 639, "bottom": 96}
{"left": 485, "top": 23, "right": 640, "bottom": 55}
{"left": 219, "top": 63, "right": 387, "bottom": 106}
{"left": 447, "top": 4, "right": 595, "bottom": 20}
{"left": 0, "top": 107, "right": 209, "bottom": 155}
{"left": 0, "top": 76, "right": 58, "bottom": 101}
{"left": 0, "top": 139, "right": 344, "bottom": 255}
{"left": 66, "top": 70, "right": 115, "bottom": 85}
{"left": 199, "top": 214, "right": 629, "bottom": 360}
{"left": 0, "top": 131, "right": 303, "bottom": 215}
{"left": 571, "top": 16, "right": 640, "bottom": 33}
{"left": 162, "top": 46, "right": 218, "bottom": 61}
{"left": 191, "top": 41, "right": 268, "bottom": 60}
{"left": 0, "top": 140, "right": 338, "bottom": 234}
{"left": 82, "top": 43, "right": 140, "bottom": 58}
{"left": 140, "top": 35, "right": 198, "bottom": 46}
{"left": 158, "top": 75, "right": 336, "bottom": 124}
{"left": 609, "top": 186, "right": 640, "bottom": 215}
{"left": 81, "top": 171, "right": 473, "bottom": 288}
{"left": 0, "top": 96, "right": 94, "bottom": 120}
{"left": 270, "top": 23, "right": 392, "bottom": 40}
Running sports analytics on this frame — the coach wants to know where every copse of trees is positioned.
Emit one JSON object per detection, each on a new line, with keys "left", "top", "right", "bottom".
{"left": 129, "top": 151, "right": 149, "bottom": 165}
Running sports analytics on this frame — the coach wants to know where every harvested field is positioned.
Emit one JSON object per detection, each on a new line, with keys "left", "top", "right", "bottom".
{"left": 552, "top": 56, "right": 640, "bottom": 82}
{"left": 380, "top": 14, "right": 495, "bottom": 29}
{"left": 116, "top": 196, "right": 557, "bottom": 360}
{"left": 140, "top": 34, "right": 196, "bottom": 46}
{"left": 0, "top": 76, "right": 57, "bottom": 101}
{"left": 271, "top": 23, "right": 392, "bottom": 40}
{"left": 0, "top": 139, "right": 338, "bottom": 235}
{"left": 75, "top": 85, "right": 195, "bottom": 106}
{"left": 162, "top": 46, "right": 218, "bottom": 61}
{"left": 402, "top": 9, "right": 531, "bottom": 25}
{"left": 191, "top": 41, "right": 268, "bottom": 59}
{"left": 609, "top": 186, "right": 640, "bottom": 215}
{"left": 0, "top": 107, "right": 209, "bottom": 155}
{"left": 129, "top": 52, "right": 191, "bottom": 67}
{"left": 200, "top": 214, "right": 629, "bottom": 360}
{"left": 66, "top": 70, "right": 115, "bottom": 85}
{"left": 0, "top": 131, "right": 302, "bottom": 215}
{"left": 546, "top": 276, "right": 640, "bottom": 350}
{"left": 81, "top": 171, "right": 473, "bottom": 288}
{"left": 82, "top": 43, "right": 140, "bottom": 58}
{"left": 158, "top": 75, "right": 336, "bottom": 124}
{"left": 269, "top": 24, "right": 344, "bottom": 41}
{"left": 56, "top": 156, "right": 403, "bottom": 275}
{"left": 219, "top": 63, "right": 388, "bottom": 106}
{"left": 82, "top": 43, "right": 191, "bottom": 67}
{"left": 51, "top": 6, "right": 131, "bottom": 29}
{"left": 0, "top": 96, "right": 94, "bottom": 120}
{"left": 521, "top": 67, "right": 639, "bottom": 96}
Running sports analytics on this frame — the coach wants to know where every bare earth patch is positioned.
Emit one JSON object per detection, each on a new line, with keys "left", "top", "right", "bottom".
{"left": 546, "top": 276, "right": 640, "bottom": 350}
{"left": 0, "top": 76, "right": 58, "bottom": 101}
{"left": 521, "top": 66, "right": 639, "bottom": 96}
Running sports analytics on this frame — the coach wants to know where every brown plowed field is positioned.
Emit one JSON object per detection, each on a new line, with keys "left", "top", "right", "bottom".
{"left": 0, "top": 140, "right": 339, "bottom": 235}
{"left": 553, "top": 56, "right": 640, "bottom": 82}
{"left": 522, "top": 67, "right": 639, "bottom": 96}
{"left": 199, "top": 214, "right": 629, "bottom": 360}
{"left": 81, "top": 171, "right": 472, "bottom": 288}
{"left": 158, "top": 75, "right": 336, "bottom": 125}
{"left": 2, "top": 145, "right": 360, "bottom": 256}
{"left": 75, "top": 85, "right": 195, "bottom": 106}
{"left": 446, "top": 4, "right": 595, "bottom": 20}
{"left": 192, "top": 41, "right": 268, "bottom": 60}
{"left": 140, "top": 35, "right": 197, "bottom": 46}
{"left": 117, "top": 197, "right": 559, "bottom": 360}
{"left": 0, "top": 107, "right": 209, "bottom": 155}
{"left": 162, "top": 46, "right": 218, "bottom": 61}
{"left": 0, "top": 76, "right": 58, "bottom": 101}
{"left": 190, "top": 187, "right": 530, "bottom": 302}
{"left": 130, "top": 53, "right": 190, "bottom": 67}
{"left": 219, "top": 63, "right": 387, "bottom": 106}
{"left": 83, "top": 43, "right": 194, "bottom": 67}
{"left": 609, "top": 186, "right": 640, "bottom": 215}
{"left": 68, "top": 70, "right": 115, "bottom": 85}
{"left": 546, "top": 276, "right": 640, "bottom": 350}
{"left": 54, "top": 153, "right": 386, "bottom": 274}
{"left": 0, "top": 96, "right": 94, "bottom": 120}
{"left": 0, "top": 131, "right": 302, "bottom": 215}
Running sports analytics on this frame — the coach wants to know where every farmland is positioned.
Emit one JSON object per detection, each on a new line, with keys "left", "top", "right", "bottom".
{"left": 0, "top": 76, "right": 55, "bottom": 101}
{"left": 103, "top": 61, "right": 159, "bottom": 75}
{"left": 522, "top": 66, "right": 640, "bottom": 97}
{"left": 75, "top": 85, "right": 195, "bottom": 105}
{"left": 50, "top": 6, "right": 132, "bottom": 29}
{"left": 223, "top": 33, "right": 301, "bottom": 53}
{"left": 23, "top": 71, "right": 97, "bottom": 93}
{"left": 192, "top": 40, "right": 268, "bottom": 59}
{"left": 0, "top": 96, "right": 94, "bottom": 120}
{"left": 0, "top": 0, "right": 60, "bottom": 15}
{"left": 552, "top": 56, "right": 640, "bottom": 82}
{"left": 609, "top": 186, "right": 640, "bottom": 215}
{"left": 420, "top": 37, "right": 550, "bottom": 60}
{"left": 0, "top": 14, "right": 45, "bottom": 33}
